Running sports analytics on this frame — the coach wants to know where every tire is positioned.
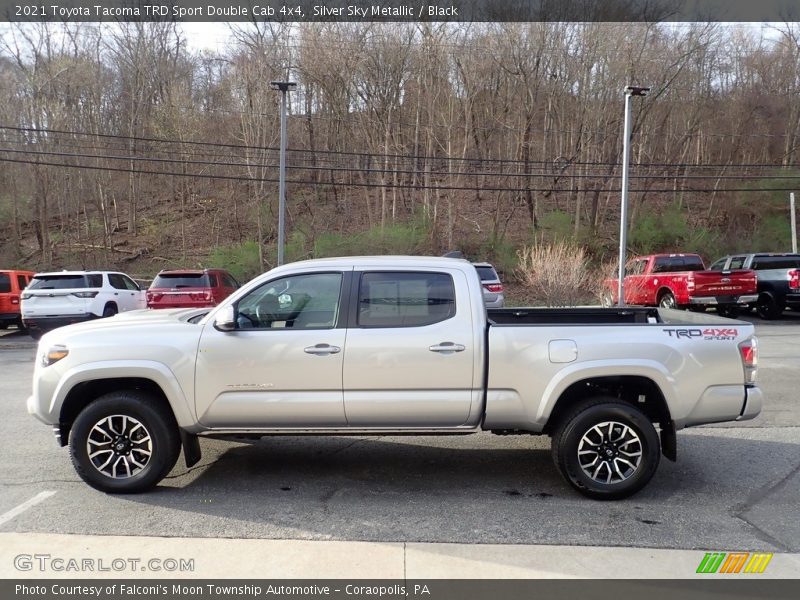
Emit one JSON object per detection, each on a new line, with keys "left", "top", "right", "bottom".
{"left": 658, "top": 291, "right": 677, "bottom": 310}
{"left": 551, "top": 398, "right": 661, "bottom": 500}
{"left": 0, "top": 322, "right": 7, "bottom": 330}
{"left": 102, "top": 303, "right": 118, "bottom": 318}
{"left": 756, "top": 293, "right": 782, "bottom": 320}
{"left": 717, "top": 305, "right": 740, "bottom": 318}
{"left": 69, "top": 390, "right": 181, "bottom": 493}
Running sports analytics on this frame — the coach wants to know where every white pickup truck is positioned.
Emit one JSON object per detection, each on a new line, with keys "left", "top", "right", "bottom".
{"left": 28, "top": 256, "right": 763, "bottom": 499}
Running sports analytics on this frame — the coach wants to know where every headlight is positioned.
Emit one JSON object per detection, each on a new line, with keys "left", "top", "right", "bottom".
{"left": 42, "top": 345, "right": 69, "bottom": 367}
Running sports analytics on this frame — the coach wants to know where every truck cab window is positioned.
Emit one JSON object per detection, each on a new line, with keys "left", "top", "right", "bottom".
{"left": 357, "top": 272, "right": 455, "bottom": 328}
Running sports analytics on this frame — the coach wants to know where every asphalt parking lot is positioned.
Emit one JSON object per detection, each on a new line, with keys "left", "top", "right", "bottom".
{"left": 1, "top": 314, "right": 798, "bottom": 554}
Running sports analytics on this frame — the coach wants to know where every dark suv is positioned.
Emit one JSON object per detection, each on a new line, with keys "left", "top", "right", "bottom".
{"left": 709, "top": 253, "right": 800, "bottom": 319}
{"left": 147, "top": 269, "right": 240, "bottom": 309}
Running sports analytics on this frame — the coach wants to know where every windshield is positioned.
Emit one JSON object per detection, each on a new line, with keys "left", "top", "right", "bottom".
{"left": 151, "top": 273, "right": 210, "bottom": 289}
{"left": 28, "top": 274, "right": 102, "bottom": 289}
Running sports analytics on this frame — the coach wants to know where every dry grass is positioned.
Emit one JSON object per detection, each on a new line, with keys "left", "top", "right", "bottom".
{"left": 515, "top": 240, "right": 601, "bottom": 307}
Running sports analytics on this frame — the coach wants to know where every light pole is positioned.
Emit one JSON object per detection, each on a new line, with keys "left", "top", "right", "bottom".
{"left": 617, "top": 85, "right": 650, "bottom": 307}
{"left": 270, "top": 81, "right": 297, "bottom": 266}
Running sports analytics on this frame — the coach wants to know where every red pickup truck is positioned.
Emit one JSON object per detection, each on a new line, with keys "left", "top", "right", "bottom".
{"left": 603, "top": 254, "right": 758, "bottom": 316}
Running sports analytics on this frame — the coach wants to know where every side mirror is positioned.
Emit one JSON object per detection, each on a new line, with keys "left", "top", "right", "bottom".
{"left": 213, "top": 305, "right": 237, "bottom": 332}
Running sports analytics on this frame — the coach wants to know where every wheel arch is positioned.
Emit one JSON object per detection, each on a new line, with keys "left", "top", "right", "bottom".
{"left": 656, "top": 287, "right": 675, "bottom": 303}
{"left": 543, "top": 373, "right": 676, "bottom": 461}
{"left": 53, "top": 362, "right": 196, "bottom": 446}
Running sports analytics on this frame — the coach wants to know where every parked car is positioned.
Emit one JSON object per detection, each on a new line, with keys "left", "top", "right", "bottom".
{"left": 709, "top": 253, "right": 800, "bottom": 319}
{"left": 0, "top": 269, "right": 35, "bottom": 330}
{"left": 146, "top": 268, "right": 239, "bottom": 309}
{"left": 603, "top": 253, "right": 758, "bottom": 317}
{"left": 473, "top": 262, "right": 505, "bottom": 308}
{"left": 21, "top": 271, "right": 145, "bottom": 339}
{"left": 28, "top": 256, "right": 761, "bottom": 499}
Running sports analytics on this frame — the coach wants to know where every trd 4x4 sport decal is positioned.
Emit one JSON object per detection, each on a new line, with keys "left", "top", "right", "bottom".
{"left": 663, "top": 328, "right": 738, "bottom": 341}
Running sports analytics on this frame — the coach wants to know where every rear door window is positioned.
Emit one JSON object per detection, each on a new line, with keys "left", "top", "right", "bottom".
{"left": 357, "top": 272, "right": 455, "bottom": 328}
{"left": 728, "top": 256, "right": 747, "bottom": 269}
{"left": 17, "top": 274, "right": 29, "bottom": 290}
{"left": 108, "top": 274, "right": 128, "bottom": 290}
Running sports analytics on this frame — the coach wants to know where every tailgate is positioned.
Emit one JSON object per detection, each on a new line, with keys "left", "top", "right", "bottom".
{"left": 148, "top": 289, "right": 210, "bottom": 308}
{"left": 22, "top": 291, "right": 90, "bottom": 316}
{"left": 691, "top": 269, "right": 757, "bottom": 296}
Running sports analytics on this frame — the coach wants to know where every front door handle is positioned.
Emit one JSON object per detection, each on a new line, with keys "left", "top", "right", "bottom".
{"left": 429, "top": 342, "right": 466, "bottom": 353}
{"left": 304, "top": 344, "right": 341, "bottom": 355}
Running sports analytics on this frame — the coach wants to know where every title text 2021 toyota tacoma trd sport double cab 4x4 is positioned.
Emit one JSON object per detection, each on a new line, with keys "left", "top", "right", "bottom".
{"left": 28, "top": 257, "right": 762, "bottom": 499}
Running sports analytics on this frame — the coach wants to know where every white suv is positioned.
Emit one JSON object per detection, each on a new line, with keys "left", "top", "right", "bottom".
{"left": 21, "top": 271, "right": 145, "bottom": 339}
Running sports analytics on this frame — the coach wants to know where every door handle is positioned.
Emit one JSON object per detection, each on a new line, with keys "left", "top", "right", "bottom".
{"left": 304, "top": 344, "right": 341, "bottom": 355}
{"left": 429, "top": 342, "right": 465, "bottom": 353}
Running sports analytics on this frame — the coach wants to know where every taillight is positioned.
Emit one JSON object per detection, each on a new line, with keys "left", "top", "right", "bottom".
{"left": 21, "top": 292, "right": 31, "bottom": 300}
{"left": 738, "top": 337, "right": 758, "bottom": 384}
{"left": 71, "top": 291, "right": 99, "bottom": 298}
{"left": 483, "top": 283, "right": 504, "bottom": 293}
{"left": 687, "top": 272, "right": 695, "bottom": 292}
{"left": 789, "top": 269, "right": 799, "bottom": 290}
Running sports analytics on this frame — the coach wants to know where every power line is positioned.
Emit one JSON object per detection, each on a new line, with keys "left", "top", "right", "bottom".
{"left": 2, "top": 155, "right": 798, "bottom": 195}
{"left": 2, "top": 124, "right": 798, "bottom": 171}
{"left": 4, "top": 146, "right": 800, "bottom": 183}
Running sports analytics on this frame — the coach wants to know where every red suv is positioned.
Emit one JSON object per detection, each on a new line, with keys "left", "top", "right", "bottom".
{"left": 146, "top": 269, "right": 240, "bottom": 309}
{"left": 0, "top": 269, "right": 35, "bottom": 330}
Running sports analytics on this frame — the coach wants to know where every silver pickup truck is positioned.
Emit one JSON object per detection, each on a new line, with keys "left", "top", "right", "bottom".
{"left": 28, "top": 256, "right": 763, "bottom": 499}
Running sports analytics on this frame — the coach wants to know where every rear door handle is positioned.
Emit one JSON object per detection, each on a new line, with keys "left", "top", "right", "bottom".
{"left": 304, "top": 344, "right": 341, "bottom": 355}
{"left": 429, "top": 342, "right": 465, "bottom": 353}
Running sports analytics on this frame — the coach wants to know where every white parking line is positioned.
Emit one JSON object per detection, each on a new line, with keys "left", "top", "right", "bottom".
{"left": 0, "top": 491, "right": 57, "bottom": 528}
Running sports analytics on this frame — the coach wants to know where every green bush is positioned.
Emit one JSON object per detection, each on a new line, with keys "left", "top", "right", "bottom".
{"left": 208, "top": 241, "right": 262, "bottom": 282}
{"left": 313, "top": 221, "right": 429, "bottom": 258}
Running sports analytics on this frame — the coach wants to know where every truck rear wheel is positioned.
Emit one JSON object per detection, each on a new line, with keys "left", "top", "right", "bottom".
{"left": 658, "top": 291, "right": 677, "bottom": 310}
{"left": 756, "top": 293, "right": 782, "bottom": 320}
{"left": 551, "top": 398, "right": 660, "bottom": 500}
{"left": 69, "top": 390, "right": 180, "bottom": 493}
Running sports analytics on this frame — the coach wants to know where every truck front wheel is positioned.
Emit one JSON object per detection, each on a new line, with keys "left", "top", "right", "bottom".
{"left": 69, "top": 390, "right": 181, "bottom": 493}
{"left": 551, "top": 398, "right": 661, "bottom": 500}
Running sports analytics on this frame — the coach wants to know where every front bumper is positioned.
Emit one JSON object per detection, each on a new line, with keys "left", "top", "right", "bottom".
{"left": 689, "top": 294, "right": 758, "bottom": 305}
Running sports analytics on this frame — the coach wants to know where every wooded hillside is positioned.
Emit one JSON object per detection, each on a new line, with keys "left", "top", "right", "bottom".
{"left": 1, "top": 22, "right": 798, "bottom": 281}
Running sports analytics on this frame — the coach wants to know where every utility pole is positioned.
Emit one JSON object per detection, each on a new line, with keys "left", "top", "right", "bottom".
{"left": 270, "top": 81, "right": 297, "bottom": 266}
{"left": 791, "top": 192, "right": 797, "bottom": 253}
{"left": 617, "top": 85, "right": 650, "bottom": 307}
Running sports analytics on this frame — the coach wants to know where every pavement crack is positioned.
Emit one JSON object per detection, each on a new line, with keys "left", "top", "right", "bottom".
{"left": 163, "top": 461, "right": 216, "bottom": 479}
{"left": 328, "top": 437, "right": 378, "bottom": 457}
{"left": 1, "top": 479, "right": 78, "bottom": 486}
{"left": 732, "top": 459, "right": 800, "bottom": 552}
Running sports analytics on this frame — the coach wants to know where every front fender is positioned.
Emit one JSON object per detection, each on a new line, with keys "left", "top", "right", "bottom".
{"left": 50, "top": 360, "right": 196, "bottom": 428}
